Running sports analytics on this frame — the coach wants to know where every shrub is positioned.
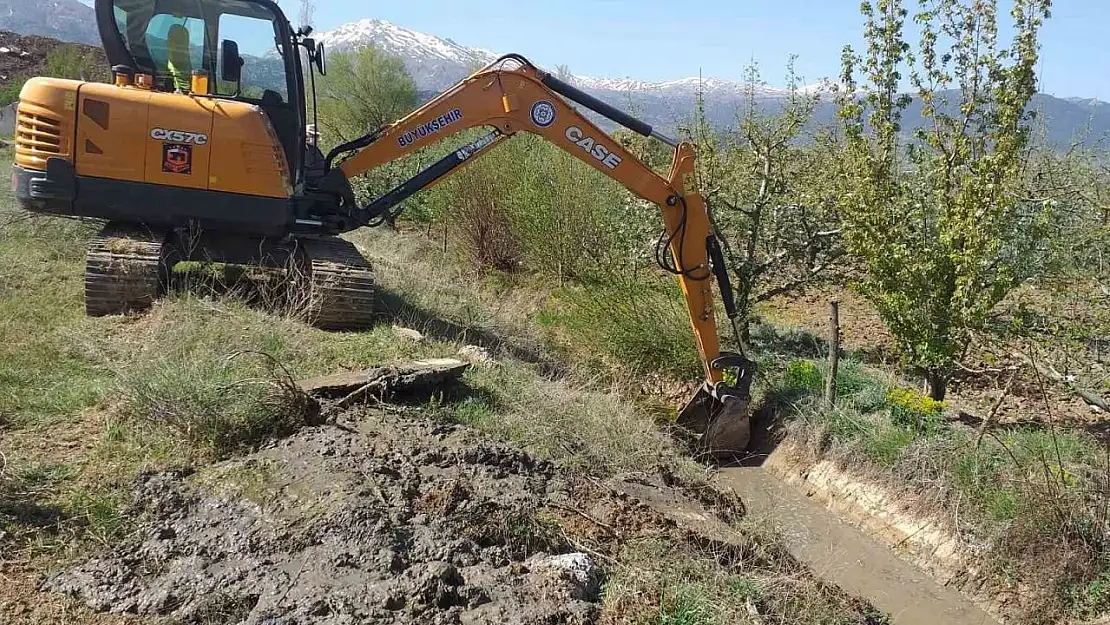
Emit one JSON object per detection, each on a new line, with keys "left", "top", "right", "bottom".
{"left": 0, "top": 78, "right": 25, "bottom": 107}
{"left": 888, "top": 387, "right": 944, "bottom": 434}
{"left": 1070, "top": 568, "right": 1110, "bottom": 621}
{"left": 862, "top": 424, "right": 919, "bottom": 467}
{"left": 784, "top": 360, "right": 823, "bottom": 392}
{"left": 315, "top": 45, "right": 417, "bottom": 143}
{"left": 559, "top": 278, "right": 701, "bottom": 380}
{"left": 442, "top": 151, "right": 525, "bottom": 273}
{"left": 45, "top": 46, "right": 108, "bottom": 83}
{"left": 836, "top": 361, "right": 891, "bottom": 413}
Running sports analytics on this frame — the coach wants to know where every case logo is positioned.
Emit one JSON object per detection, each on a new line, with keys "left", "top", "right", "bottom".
{"left": 565, "top": 126, "right": 622, "bottom": 170}
{"left": 151, "top": 128, "right": 209, "bottom": 145}
{"left": 530, "top": 100, "right": 557, "bottom": 127}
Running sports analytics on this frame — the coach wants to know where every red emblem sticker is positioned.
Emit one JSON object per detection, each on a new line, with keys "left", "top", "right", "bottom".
{"left": 162, "top": 143, "right": 193, "bottom": 175}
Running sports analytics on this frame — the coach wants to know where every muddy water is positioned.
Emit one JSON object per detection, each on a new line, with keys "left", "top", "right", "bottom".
{"left": 717, "top": 467, "right": 998, "bottom": 625}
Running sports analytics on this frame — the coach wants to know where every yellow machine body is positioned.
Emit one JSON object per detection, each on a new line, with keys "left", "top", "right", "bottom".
{"left": 15, "top": 77, "right": 290, "bottom": 199}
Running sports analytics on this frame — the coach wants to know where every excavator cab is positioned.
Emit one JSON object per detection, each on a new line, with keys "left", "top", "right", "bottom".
{"left": 98, "top": 0, "right": 318, "bottom": 189}
{"left": 12, "top": 0, "right": 333, "bottom": 234}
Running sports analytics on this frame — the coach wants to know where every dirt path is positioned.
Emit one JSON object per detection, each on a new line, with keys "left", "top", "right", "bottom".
{"left": 717, "top": 467, "right": 997, "bottom": 625}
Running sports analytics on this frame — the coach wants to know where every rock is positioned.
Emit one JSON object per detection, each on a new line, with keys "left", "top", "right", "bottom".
{"left": 297, "top": 359, "right": 470, "bottom": 398}
{"left": 457, "top": 345, "right": 495, "bottom": 365}
{"left": 392, "top": 326, "right": 425, "bottom": 343}
{"left": 526, "top": 552, "right": 601, "bottom": 601}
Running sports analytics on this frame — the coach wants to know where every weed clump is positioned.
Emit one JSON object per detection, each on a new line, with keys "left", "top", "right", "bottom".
{"left": 117, "top": 350, "right": 316, "bottom": 458}
{"left": 887, "top": 387, "right": 944, "bottom": 433}
{"left": 556, "top": 278, "right": 701, "bottom": 380}
{"left": 603, "top": 537, "right": 889, "bottom": 625}
{"left": 785, "top": 360, "right": 823, "bottom": 392}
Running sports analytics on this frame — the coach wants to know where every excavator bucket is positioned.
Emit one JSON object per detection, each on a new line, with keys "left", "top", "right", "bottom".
{"left": 676, "top": 387, "right": 751, "bottom": 460}
{"left": 675, "top": 355, "right": 756, "bottom": 461}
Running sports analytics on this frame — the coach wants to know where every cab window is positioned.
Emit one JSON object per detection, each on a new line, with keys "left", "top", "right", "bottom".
{"left": 216, "top": 12, "right": 288, "bottom": 102}
{"left": 146, "top": 15, "right": 205, "bottom": 92}
{"left": 110, "top": 0, "right": 289, "bottom": 104}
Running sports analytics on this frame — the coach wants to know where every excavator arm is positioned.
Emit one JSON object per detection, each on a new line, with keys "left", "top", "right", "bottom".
{"left": 322, "top": 55, "right": 754, "bottom": 457}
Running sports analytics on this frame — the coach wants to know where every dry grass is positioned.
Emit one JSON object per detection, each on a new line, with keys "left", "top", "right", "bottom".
{"left": 603, "top": 531, "right": 888, "bottom": 625}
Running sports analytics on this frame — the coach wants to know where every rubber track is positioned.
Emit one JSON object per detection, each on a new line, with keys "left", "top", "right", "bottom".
{"left": 300, "top": 237, "right": 376, "bottom": 331}
{"left": 85, "top": 223, "right": 167, "bottom": 317}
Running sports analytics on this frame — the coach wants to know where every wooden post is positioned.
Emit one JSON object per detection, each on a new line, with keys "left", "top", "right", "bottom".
{"left": 826, "top": 301, "right": 840, "bottom": 408}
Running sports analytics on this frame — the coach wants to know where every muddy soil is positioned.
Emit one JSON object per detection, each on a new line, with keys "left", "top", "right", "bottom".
{"left": 41, "top": 408, "right": 728, "bottom": 624}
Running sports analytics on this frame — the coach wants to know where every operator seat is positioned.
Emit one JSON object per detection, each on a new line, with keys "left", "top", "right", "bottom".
{"left": 260, "top": 89, "right": 299, "bottom": 177}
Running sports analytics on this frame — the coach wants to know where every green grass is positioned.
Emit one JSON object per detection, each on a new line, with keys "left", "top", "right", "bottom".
{"left": 655, "top": 585, "right": 712, "bottom": 625}
{"left": 770, "top": 349, "right": 1110, "bottom": 623}
{"left": 0, "top": 147, "right": 882, "bottom": 624}
{"left": 0, "top": 201, "right": 106, "bottom": 426}
{"left": 424, "top": 362, "right": 693, "bottom": 477}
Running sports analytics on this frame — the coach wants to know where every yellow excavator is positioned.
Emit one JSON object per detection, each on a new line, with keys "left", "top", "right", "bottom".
{"left": 11, "top": 0, "right": 754, "bottom": 456}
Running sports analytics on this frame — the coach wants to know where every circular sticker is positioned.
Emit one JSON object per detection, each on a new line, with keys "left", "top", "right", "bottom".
{"left": 530, "top": 100, "right": 557, "bottom": 128}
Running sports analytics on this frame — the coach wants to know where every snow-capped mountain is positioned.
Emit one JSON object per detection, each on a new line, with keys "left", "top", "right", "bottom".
{"left": 319, "top": 19, "right": 497, "bottom": 92}
{"left": 321, "top": 19, "right": 496, "bottom": 66}
{"left": 6, "top": 8, "right": 1106, "bottom": 146}
{"left": 315, "top": 18, "right": 856, "bottom": 134}
{"left": 317, "top": 19, "right": 833, "bottom": 100}
{"left": 570, "top": 75, "right": 836, "bottom": 98}
{"left": 315, "top": 17, "right": 1110, "bottom": 145}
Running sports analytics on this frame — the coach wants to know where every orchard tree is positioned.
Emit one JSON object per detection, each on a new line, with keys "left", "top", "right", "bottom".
{"left": 684, "top": 62, "right": 845, "bottom": 343}
{"left": 316, "top": 46, "right": 418, "bottom": 145}
{"left": 836, "top": 0, "right": 1053, "bottom": 400}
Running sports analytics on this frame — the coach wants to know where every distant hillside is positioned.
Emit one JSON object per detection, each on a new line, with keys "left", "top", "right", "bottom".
{"left": 319, "top": 18, "right": 1110, "bottom": 147}
{"left": 0, "top": 31, "right": 107, "bottom": 105}
{"left": 0, "top": 0, "right": 98, "bottom": 46}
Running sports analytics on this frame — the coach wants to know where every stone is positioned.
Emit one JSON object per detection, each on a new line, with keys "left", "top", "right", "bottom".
{"left": 526, "top": 552, "right": 600, "bottom": 601}
{"left": 457, "top": 345, "right": 495, "bottom": 365}
{"left": 392, "top": 326, "right": 425, "bottom": 343}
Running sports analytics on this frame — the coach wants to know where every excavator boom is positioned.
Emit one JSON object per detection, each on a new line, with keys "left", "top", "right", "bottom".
{"left": 324, "top": 55, "right": 755, "bottom": 457}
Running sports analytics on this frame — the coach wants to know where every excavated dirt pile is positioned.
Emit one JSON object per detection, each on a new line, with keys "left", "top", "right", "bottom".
{"left": 0, "top": 31, "right": 104, "bottom": 83}
{"left": 43, "top": 408, "right": 738, "bottom": 624}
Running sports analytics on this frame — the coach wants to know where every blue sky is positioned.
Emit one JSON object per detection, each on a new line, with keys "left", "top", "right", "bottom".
{"left": 85, "top": 0, "right": 1108, "bottom": 100}
{"left": 291, "top": 0, "right": 1107, "bottom": 100}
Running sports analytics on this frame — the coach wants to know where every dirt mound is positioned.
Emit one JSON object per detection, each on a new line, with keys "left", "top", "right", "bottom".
{"left": 0, "top": 31, "right": 103, "bottom": 83}
{"left": 42, "top": 409, "right": 719, "bottom": 624}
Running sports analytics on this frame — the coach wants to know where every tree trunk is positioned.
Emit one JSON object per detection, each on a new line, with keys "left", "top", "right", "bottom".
{"left": 926, "top": 371, "right": 948, "bottom": 402}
